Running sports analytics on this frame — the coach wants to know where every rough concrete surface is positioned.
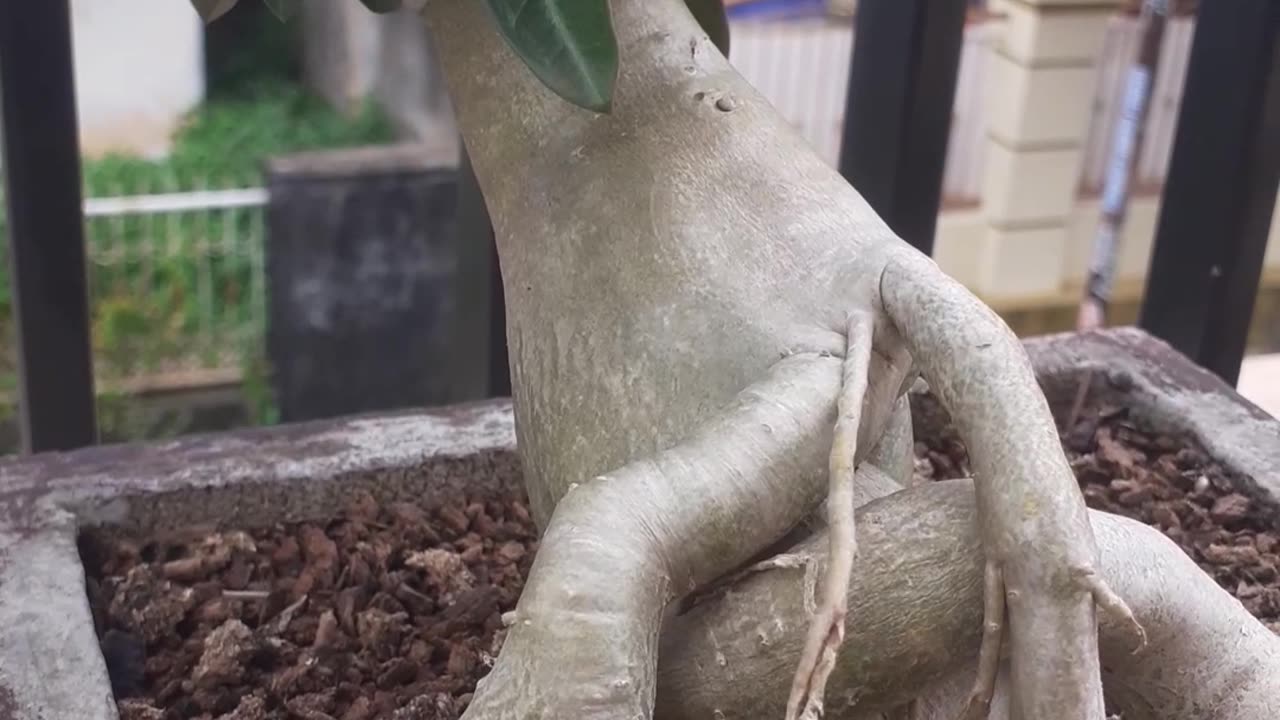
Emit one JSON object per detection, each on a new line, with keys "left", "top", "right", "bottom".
{"left": 0, "top": 329, "right": 1276, "bottom": 719}
{"left": 1025, "top": 328, "right": 1280, "bottom": 507}
{"left": 0, "top": 521, "right": 118, "bottom": 720}
{"left": 0, "top": 399, "right": 517, "bottom": 720}
{"left": 0, "top": 399, "right": 518, "bottom": 537}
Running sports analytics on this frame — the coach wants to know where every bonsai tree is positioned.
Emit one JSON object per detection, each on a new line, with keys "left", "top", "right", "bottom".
{"left": 193, "top": 1, "right": 1280, "bottom": 718}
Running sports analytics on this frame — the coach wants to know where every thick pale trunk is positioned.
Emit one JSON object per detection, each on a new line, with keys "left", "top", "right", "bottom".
{"left": 421, "top": 0, "right": 910, "bottom": 526}
{"left": 657, "top": 481, "right": 1280, "bottom": 720}
{"left": 881, "top": 255, "right": 1111, "bottom": 718}
{"left": 418, "top": 0, "right": 1150, "bottom": 718}
{"left": 460, "top": 355, "right": 846, "bottom": 718}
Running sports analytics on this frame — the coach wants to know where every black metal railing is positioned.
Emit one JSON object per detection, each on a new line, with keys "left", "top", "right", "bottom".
{"left": 0, "top": 0, "right": 97, "bottom": 454}
{"left": 2, "top": 0, "right": 1275, "bottom": 455}
{"left": 1137, "top": 0, "right": 1280, "bottom": 386}
{"left": 837, "top": 0, "right": 967, "bottom": 256}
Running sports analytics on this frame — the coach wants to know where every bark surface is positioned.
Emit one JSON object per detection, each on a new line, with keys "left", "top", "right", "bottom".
{"left": 423, "top": 0, "right": 910, "bottom": 525}
{"left": 657, "top": 480, "right": 1280, "bottom": 720}
{"left": 411, "top": 0, "right": 1246, "bottom": 717}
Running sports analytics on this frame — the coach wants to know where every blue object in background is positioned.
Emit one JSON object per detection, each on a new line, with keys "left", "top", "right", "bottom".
{"left": 725, "top": 0, "right": 829, "bottom": 21}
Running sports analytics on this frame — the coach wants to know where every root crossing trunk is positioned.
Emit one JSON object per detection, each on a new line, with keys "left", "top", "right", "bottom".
{"left": 788, "top": 313, "right": 873, "bottom": 720}
{"left": 417, "top": 0, "right": 1168, "bottom": 717}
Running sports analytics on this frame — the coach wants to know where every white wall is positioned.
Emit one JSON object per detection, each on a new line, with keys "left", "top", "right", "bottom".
{"left": 70, "top": 0, "right": 205, "bottom": 158}
{"left": 727, "top": 17, "right": 996, "bottom": 204}
{"left": 300, "top": 0, "right": 456, "bottom": 148}
{"left": 730, "top": 12, "right": 1280, "bottom": 305}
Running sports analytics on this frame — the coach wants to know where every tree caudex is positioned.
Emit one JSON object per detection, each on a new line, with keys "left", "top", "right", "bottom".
{"left": 191, "top": 0, "right": 1280, "bottom": 718}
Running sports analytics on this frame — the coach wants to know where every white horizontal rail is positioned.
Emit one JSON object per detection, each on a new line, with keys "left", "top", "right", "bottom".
{"left": 82, "top": 187, "right": 269, "bottom": 218}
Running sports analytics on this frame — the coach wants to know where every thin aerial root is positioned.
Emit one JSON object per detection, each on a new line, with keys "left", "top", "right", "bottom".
{"left": 724, "top": 553, "right": 813, "bottom": 589}
{"left": 1066, "top": 369, "right": 1094, "bottom": 432}
{"left": 785, "top": 311, "right": 874, "bottom": 720}
{"left": 799, "top": 640, "right": 840, "bottom": 720}
{"left": 887, "top": 700, "right": 919, "bottom": 720}
{"left": 748, "top": 553, "right": 811, "bottom": 573}
{"left": 802, "top": 554, "right": 820, "bottom": 616}
{"left": 959, "top": 562, "right": 1006, "bottom": 720}
{"left": 1077, "top": 567, "right": 1148, "bottom": 652}
{"left": 682, "top": 553, "right": 814, "bottom": 614}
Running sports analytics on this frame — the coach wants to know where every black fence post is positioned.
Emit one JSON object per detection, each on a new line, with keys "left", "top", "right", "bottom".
{"left": 1138, "top": 0, "right": 1280, "bottom": 386}
{"left": 0, "top": 0, "right": 98, "bottom": 453}
{"left": 837, "top": 0, "right": 967, "bottom": 256}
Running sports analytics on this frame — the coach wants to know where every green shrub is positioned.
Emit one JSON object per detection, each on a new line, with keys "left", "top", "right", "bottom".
{"left": 0, "top": 79, "right": 396, "bottom": 430}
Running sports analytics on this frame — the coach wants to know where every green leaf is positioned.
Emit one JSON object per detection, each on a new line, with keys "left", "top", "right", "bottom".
{"left": 685, "top": 0, "right": 729, "bottom": 56}
{"left": 484, "top": 0, "right": 619, "bottom": 113}
{"left": 263, "top": 0, "right": 298, "bottom": 21}
{"left": 190, "top": 0, "right": 239, "bottom": 22}
{"left": 358, "top": 0, "right": 402, "bottom": 13}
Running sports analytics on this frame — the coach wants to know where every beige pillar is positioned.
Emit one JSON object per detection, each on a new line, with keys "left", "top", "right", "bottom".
{"left": 300, "top": 0, "right": 457, "bottom": 145}
{"left": 970, "top": 0, "right": 1119, "bottom": 300}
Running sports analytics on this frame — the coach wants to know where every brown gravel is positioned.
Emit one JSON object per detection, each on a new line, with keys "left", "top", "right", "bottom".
{"left": 914, "top": 394, "right": 1280, "bottom": 635}
{"left": 81, "top": 489, "right": 538, "bottom": 720}
{"left": 84, "top": 396, "right": 1279, "bottom": 719}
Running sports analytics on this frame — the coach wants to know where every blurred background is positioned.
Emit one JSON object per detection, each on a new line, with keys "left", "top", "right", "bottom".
{"left": 0, "top": 0, "right": 1275, "bottom": 454}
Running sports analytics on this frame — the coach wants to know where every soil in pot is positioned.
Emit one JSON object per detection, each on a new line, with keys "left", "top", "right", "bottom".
{"left": 80, "top": 486, "right": 538, "bottom": 720}
{"left": 81, "top": 396, "right": 1280, "bottom": 720}
{"left": 912, "top": 393, "right": 1280, "bottom": 635}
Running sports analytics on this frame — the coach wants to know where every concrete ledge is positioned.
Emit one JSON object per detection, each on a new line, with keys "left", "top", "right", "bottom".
{"left": 0, "top": 522, "right": 118, "bottom": 720}
{"left": 0, "top": 399, "right": 519, "bottom": 537}
{"left": 1025, "top": 327, "right": 1280, "bottom": 508}
{"left": 0, "top": 400, "right": 518, "bottom": 720}
{"left": 0, "top": 328, "right": 1277, "bottom": 720}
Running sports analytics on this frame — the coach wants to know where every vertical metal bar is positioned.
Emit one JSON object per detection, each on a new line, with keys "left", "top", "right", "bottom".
{"left": 0, "top": 0, "right": 98, "bottom": 453}
{"left": 1138, "top": 0, "right": 1280, "bottom": 385}
{"left": 837, "top": 0, "right": 967, "bottom": 256}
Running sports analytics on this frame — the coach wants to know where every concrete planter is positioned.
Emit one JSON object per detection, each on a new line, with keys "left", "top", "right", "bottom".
{"left": 0, "top": 327, "right": 1276, "bottom": 719}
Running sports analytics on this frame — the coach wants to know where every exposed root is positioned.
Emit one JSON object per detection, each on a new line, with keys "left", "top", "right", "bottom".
{"left": 959, "top": 562, "right": 1006, "bottom": 720}
{"left": 752, "top": 553, "right": 811, "bottom": 573}
{"left": 881, "top": 252, "right": 1110, "bottom": 719}
{"left": 1067, "top": 370, "right": 1094, "bottom": 432}
{"left": 802, "top": 549, "right": 822, "bottom": 616}
{"left": 685, "top": 553, "right": 815, "bottom": 613}
{"left": 1075, "top": 567, "right": 1147, "bottom": 653}
{"left": 786, "top": 312, "right": 874, "bottom": 720}
{"left": 657, "top": 479, "right": 1280, "bottom": 720}
{"left": 456, "top": 354, "right": 849, "bottom": 720}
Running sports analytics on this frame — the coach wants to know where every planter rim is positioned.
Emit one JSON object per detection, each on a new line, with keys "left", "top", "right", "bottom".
{"left": 1023, "top": 327, "right": 1280, "bottom": 510}
{"left": 1, "top": 327, "right": 1278, "bottom": 537}
{"left": 0, "top": 399, "right": 516, "bottom": 536}
{"left": 0, "top": 326, "right": 1278, "bottom": 720}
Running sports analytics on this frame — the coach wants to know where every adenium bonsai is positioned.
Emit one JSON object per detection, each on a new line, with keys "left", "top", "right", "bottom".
{"left": 189, "top": 1, "right": 1280, "bottom": 718}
